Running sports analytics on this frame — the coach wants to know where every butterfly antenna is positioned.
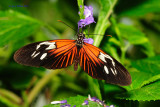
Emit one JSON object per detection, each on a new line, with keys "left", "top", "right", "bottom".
{"left": 57, "top": 20, "right": 76, "bottom": 32}
{"left": 86, "top": 34, "right": 112, "bottom": 37}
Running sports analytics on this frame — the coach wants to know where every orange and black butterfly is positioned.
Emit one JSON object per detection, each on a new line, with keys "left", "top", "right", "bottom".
{"left": 14, "top": 33, "right": 131, "bottom": 86}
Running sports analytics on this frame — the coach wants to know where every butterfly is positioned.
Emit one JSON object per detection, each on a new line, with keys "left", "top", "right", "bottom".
{"left": 14, "top": 32, "right": 131, "bottom": 86}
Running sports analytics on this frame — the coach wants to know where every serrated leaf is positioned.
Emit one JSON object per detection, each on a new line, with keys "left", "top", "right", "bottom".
{"left": 123, "top": 56, "right": 160, "bottom": 91}
{"left": 0, "top": 10, "right": 41, "bottom": 46}
{"left": 44, "top": 95, "right": 104, "bottom": 107}
{"left": 118, "top": 24, "right": 148, "bottom": 44}
{"left": 116, "top": 81, "right": 160, "bottom": 101}
{"left": 119, "top": 0, "right": 160, "bottom": 17}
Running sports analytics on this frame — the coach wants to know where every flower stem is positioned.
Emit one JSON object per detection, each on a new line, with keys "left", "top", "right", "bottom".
{"left": 0, "top": 88, "right": 22, "bottom": 104}
{"left": 27, "top": 70, "right": 60, "bottom": 104}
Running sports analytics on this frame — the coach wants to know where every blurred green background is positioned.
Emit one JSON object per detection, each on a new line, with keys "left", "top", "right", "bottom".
{"left": 0, "top": 0, "right": 160, "bottom": 107}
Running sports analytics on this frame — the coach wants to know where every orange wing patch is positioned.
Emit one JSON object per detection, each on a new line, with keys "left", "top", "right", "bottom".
{"left": 43, "top": 39, "right": 77, "bottom": 69}
{"left": 79, "top": 42, "right": 105, "bottom": 79}
{"left": 50, "top": 39, "right": 75, "bottom": 48}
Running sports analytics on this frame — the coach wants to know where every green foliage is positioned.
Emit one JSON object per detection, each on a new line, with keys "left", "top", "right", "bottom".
{"left": 116, "top": 81, "right": 160, "bottom": 101}
{"left": 123, "top": 56, "right": 160, "bottom": 91}
{"left": 119, "top": 0, "right": 160, "bottom": 17}
{"left": 0, "top": 10, "right": 41, "bottom": 46}
{"left": 118, "top": 24, "right": 148, "bottom": 45}
{"left": 94, "top": 0, "right": 117, "bottom": 47}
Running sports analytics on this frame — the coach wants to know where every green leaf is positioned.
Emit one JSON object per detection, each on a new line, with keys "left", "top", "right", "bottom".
{"left": 93, "top": 0, "right": 117, "bottom": 47}
{"left": 142, "top": 42, "right": 155, "bottom": 57}
{"left": 116, "top": 81, "right": 160, "bottom": 101}
{"left": 118, "top": 24, "right": 148, "bottom": 45}
{"left": 0, "top": 10, "right": 41, "bottom": 46}
{"left": 123, "top": 56, "right": 160, "bottom": 91}
{"left": 131, "top": 56, "right": 160, "bottom": 74}
{"left": 117, "top": 23, "right": 154, "bottom": 57}
{"left": 43, "top": 95, "right": 104, "bottom": 107}
{"left": 119, "top": 0, "right": 160, "bottom": 17}
{"left": 0, "top": 88, "right": 22, "bottom": 105}
{"left": 0, "top": 95, "right": 20, "bottom": 107}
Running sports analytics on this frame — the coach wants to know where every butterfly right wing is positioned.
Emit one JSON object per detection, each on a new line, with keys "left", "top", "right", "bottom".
{"left": 79, "top": 42, "right": 131, "bottom": 86}
{"left": 14, "top": 39, "right": 77, "bottom": 69}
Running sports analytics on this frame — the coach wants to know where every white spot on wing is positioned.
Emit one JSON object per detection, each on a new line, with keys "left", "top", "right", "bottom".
{"left": 115, "top": 69, "right": 117, "bottom": 74}
{"left": 36, "top": 42, "right": 56, "bottom": 50}
{"left": 111, "top": 68, "right": 116, "bottom": 75}
{"left": 31, "top": 51, "right": 36, "bottom": 57}
{"left": 99, "top": 52, "right": 117, "bottom": 75}
{"left": 99, "top": 52, "right": 115, "bottom": 66}
{"left": 31, "top": 51, "right": 40, "bottom": 58}
{"left": 40, "top": 53, "right": 47, "bottom": 60}
{"left": 104, "top": 66, "right": 109, "bottom": 74}
{"left": 99, "top": 52, "right": 107, "bottom": 63}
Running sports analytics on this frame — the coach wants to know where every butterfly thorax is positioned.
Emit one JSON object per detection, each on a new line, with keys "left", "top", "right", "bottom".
{"left": 76, "top": 33, "right": 85, "bottom": 47}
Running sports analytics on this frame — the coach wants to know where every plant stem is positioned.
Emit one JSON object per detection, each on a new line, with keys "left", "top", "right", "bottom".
{"left": 0, "top": 88, "right": 22, "bottom": 104}
{"left": 93, "top": 0, "right": 118, "bottom": 47}
{"left": 77, "top": 0, "right": 84, "bottom": 19}
{"left": 27, "top": 70, "right": 60, "bottom": 104}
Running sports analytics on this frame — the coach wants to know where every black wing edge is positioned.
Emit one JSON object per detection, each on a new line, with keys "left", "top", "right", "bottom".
{"left": 105, "top": 58, "right": 132, "bottom": 86}
{"left": 14, "top": 41, "right": 48, "bottom": 67}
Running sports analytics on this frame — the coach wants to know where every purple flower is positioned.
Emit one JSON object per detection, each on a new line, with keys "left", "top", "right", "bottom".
{"left": 82, "top": 100, "right": 89, "bottom": 105}
{"left": 64, "top": 104, "right": 71, "bottom": 107}
{"left": 84, "top": 6, "right": 93, "bottom": 18}
{"left": 78, "top": 5, "right": 96, "bottom": 29}
{"left": 60, "top": 104, "right": 71, "bottom": 107}
{"left": 96, "top": 99, "right": 105, "bottom": 106}
{"left": 90, "top": 97, "right": 98, "bottom": 102}
{"left": 51, "top": 100, "right": 67, "bottom": 104}
{"left": 88, "top": 95, "right": 98, "bottom": 102}
{"left": 105, "top": 105, "right": 115, "bottom": 107}
{"left": 83, "top": 38, "right": 94, "bottom": 44}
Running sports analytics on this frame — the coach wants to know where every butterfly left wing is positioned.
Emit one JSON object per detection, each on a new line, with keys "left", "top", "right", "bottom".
{"left": 14, "top": 39, "right": 77, "bottom": 69}
{"left": 79, "top": 42, "right": 131, "bottom": 86}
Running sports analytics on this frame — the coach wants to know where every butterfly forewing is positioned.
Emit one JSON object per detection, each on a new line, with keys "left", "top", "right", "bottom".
{"left": 14, "top": 38, "right": 131, "bottom": 86}
{"left": 79, "top": 42, "right": 131, "bottom": 86}
{"left": 14, "top": 39, "right": 77, "bottom": 69}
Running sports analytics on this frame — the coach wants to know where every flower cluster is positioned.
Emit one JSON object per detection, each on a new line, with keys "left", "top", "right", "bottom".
{"left": 78, "top": 5, "right": 95, "bottom": 45}
{"left": 51, "top": 95, "right": 114, "bottom": 107}
{"left": 78, "top": 5, "right": 96, "bottom": 29}
{"left": 85, "top": 95, "right": 115, "bottom": 107}
{"left": 51, "top": 100, "right": 74, "bottom": 107}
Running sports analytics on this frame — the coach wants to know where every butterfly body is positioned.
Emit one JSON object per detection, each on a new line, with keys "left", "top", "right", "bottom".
{"left": 14, "top": 33, "right": 131, "bottom": 86}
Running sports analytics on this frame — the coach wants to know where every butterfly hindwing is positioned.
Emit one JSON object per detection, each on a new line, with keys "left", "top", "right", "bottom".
{"left": 14, "top": 39, "right": 77, "bottom": 69}
{"left": 79, "top": 42, "right": 131, "bottom": 86}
